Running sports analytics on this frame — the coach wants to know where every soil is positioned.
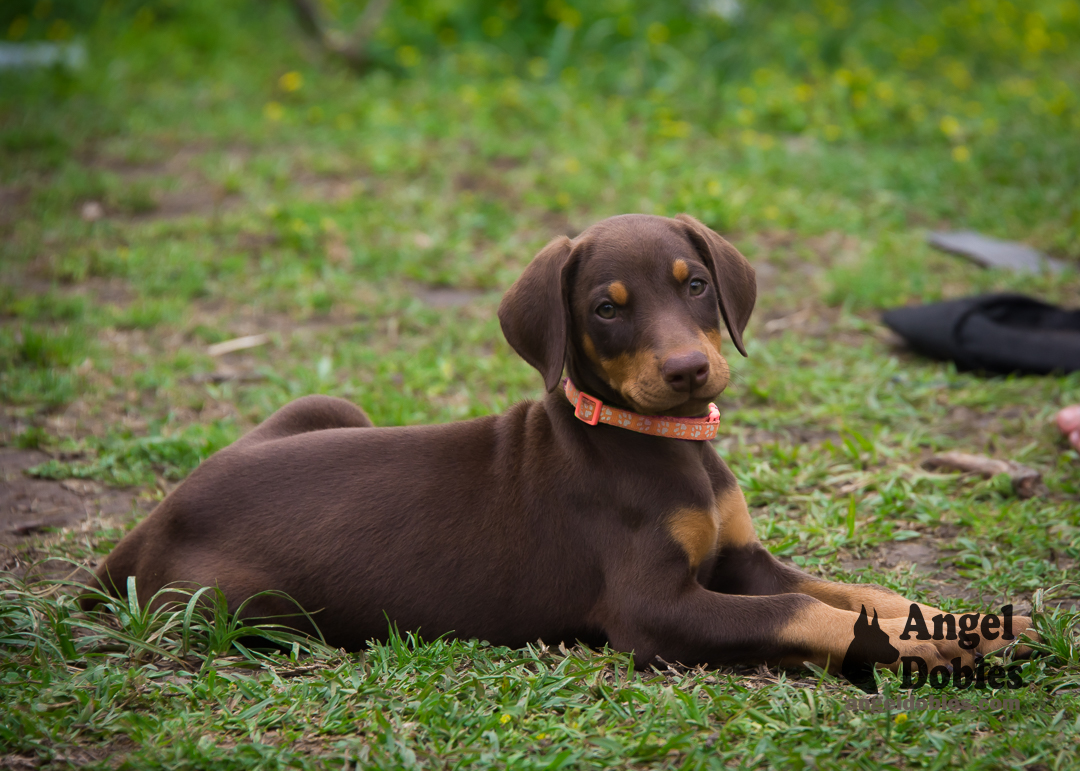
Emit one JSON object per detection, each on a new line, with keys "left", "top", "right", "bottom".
{"left": 0, "top": 448, "right": 149, "bottom": 553}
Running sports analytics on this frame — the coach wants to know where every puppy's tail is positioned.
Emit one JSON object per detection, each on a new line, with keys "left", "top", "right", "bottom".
{"left": 231, "top": 395, "right": 374, "bottom": 449}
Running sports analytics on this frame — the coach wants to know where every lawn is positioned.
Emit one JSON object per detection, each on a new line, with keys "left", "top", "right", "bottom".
{"left": 2, "top": 0, "right": 1080, "bottom": 768}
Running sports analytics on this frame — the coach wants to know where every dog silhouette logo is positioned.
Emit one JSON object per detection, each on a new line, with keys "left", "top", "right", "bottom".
{"left": 842, "top": 605, "right": 899, "bottom": 693}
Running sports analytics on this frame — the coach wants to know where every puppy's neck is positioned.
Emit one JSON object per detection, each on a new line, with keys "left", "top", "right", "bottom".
{"left": 563, "top": 354, "right": 629, "bottom": 413}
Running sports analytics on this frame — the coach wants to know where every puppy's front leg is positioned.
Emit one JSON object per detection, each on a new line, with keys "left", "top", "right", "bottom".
{"left": 705, "top": 488, "right": 1037, "bottom": 656}
{"left": 707, "top": 539, "right": 920, "bottom": 618}
{"left": 709, "top": 487, "right": 916, "bottom": 616}
{"left": 605, "top": 584, "right": 957, "bottom": 674}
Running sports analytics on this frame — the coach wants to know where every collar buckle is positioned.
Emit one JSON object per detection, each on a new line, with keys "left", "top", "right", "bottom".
{"left": 573, "top": 391, "right": 603, "bottom": 425}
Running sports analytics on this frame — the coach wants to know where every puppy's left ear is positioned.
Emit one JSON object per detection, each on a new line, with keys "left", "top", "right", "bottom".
{"left": 499, "top": 235, "right": 576, "bottom": 391}
{"left": 676, "top": 213, "right": 756, "bottom": 357}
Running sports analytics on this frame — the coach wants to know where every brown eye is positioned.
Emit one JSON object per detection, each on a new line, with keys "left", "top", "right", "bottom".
{"left": 689, "top": 279, "right": 707, "bottom": 296}
{"left": 596, "top": 302, "right": 616, "bottom": 319}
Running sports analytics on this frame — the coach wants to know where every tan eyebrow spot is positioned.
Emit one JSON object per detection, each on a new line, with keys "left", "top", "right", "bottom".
{"left": 672, "top": 259, "right": 689, "bottom": 282}
{"left": 608, "top": 281, "right": 629, "bottom": 305}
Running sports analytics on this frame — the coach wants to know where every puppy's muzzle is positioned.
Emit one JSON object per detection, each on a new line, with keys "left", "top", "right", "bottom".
{"left": 662, "top": 350, "right": 710, "bottom": 393}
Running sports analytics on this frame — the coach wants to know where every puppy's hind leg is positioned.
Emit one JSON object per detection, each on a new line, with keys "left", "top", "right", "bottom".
{"left": 234, "top": 394, "right": 374, "bottom": 448}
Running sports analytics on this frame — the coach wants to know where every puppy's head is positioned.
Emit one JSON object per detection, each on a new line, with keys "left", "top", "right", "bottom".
{"left": 498, "top": 213, "right": 755, "bottom": 417}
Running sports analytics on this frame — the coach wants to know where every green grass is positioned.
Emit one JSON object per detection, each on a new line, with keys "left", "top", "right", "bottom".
{"left": 2, "top": 0, "right": 1080, "bottom": 767}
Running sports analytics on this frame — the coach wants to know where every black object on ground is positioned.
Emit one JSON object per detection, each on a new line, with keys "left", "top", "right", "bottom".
{"left": 928, "top": 231, "right": 1065, "bottom": 275}
{"left": 882, "top": 293, "right": 1080, "bottom": 375}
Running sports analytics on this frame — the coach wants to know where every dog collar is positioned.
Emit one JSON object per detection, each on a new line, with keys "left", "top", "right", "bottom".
{"left": 563, "top": 378, "right": 720, "bottom": 441}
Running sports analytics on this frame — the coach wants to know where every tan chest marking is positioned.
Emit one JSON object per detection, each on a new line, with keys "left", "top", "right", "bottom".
{"left": 666, "top": 505, "right": 720, "bottom": 569}
{"left": 715, "top": 486, "right": 756, "bottom": 550}
{"left": 667, "top": 488, "right": 757, "bottom": 568}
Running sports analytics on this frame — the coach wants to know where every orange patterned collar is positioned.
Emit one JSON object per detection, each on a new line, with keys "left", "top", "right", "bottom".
{"left": 563, "top": 378, "right": 720, "bottom": 441}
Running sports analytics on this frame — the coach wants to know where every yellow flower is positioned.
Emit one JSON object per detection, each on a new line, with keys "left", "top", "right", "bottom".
{"left": 460, "top": 85, "right": 480, "bottom": 105}
{"left": 894, "top": 713, "right": 909, "bottom": 725}
{"left": 1025, "top": 25, "right": 1050, "bottom": 54}
{"left": 945, "top": 61, "right": 972, "bottom": 90}
{"left": 500, "top": 714, "right": 512, "bottom": 724}
{"left": 8, "top": 15, "right": 29, "bottom": 40}
{"left": 45, "top": 18, "right": 72, "bottom": 40}
{"left": 939, "top": 115, "right": 962, "bottom": 139}
{"left": 396, "top": 45, "right": 420, "bottom": 68}
{"left": 279, "top": 71, "right": 303, "bottom": 92}
{"left": 647, "top": 22, "right": 670, "bottom": 45}
{"left": 659, "top": 119, "right": 690, "bottom": 139}
{"left": 264, "top": 102, "right": 284, "bottom": 122}
{"left": 952, "top": 145, "right": 971, "bottom": 162}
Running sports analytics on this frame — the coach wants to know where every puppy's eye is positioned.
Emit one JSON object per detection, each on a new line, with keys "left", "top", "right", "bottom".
{"left": 689, "top": 279, "right": 707, "bottom": 296}
{"left": 596, "top": 302, "right": 617, "bottom": 319}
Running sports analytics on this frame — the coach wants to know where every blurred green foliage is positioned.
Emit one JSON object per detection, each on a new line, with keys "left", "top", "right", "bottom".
{"left": 6, "top": 0, "right": 1079, "bottom": 143}
{"left": 4, "top": 0, "right": 1077, "bottom": 253}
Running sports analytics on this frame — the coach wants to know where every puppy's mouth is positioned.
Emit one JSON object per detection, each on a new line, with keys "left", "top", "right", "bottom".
{"left": 621, "top": 383, "right": 726, "bottom": 417}
{"left": 587, "top": 336, "right": 730, "bottom": 417}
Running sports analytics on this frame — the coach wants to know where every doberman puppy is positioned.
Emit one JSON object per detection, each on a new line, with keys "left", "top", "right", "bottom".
{"left": 85, "top": 213, "right": 1034, "bottom": 675}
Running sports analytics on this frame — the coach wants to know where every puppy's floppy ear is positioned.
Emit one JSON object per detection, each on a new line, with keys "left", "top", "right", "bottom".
{"left": 498, "top": 235, "right": 576, "bottom": 392}
{"left": 676, "top": 213, "right": 756, "bottom": 357}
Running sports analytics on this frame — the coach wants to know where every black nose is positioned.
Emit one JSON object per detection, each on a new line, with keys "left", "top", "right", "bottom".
{"left": 662, "top": 351, "right": 710, "bottom": 392}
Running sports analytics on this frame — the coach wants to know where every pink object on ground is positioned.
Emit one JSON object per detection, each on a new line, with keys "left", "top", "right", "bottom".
{"left": 1057, "top": 405, "right": 1080, "bottom": 452}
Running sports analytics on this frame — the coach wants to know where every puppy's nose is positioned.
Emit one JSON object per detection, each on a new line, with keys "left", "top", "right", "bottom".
{"left": 662, "top": 351, "right": 710, "bottom": 392}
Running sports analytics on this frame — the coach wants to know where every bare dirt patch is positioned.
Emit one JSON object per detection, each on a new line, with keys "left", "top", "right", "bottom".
{"left": 80, "top": 143, "right": 245, "bottom": 221}
{"left": 409, "top": 283, "right": 490, "bottom": 308}
{"left": 0, "top": 185, "right": 27, "bottom": 229}
{"left": 0, "top": 448, "right": 148, "bottom": 552}
{"left": 836, "top": 535, "right": 1034, "bottom": 608}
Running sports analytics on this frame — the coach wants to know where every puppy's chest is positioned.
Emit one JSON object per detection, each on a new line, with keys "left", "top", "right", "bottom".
{"left": 664, "top": 486, "right": 750, "bottom": 569}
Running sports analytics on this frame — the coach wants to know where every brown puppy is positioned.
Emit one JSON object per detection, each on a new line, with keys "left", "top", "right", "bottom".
{"left": 85, "top": 214, "right": 1034, "bottom": 675}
